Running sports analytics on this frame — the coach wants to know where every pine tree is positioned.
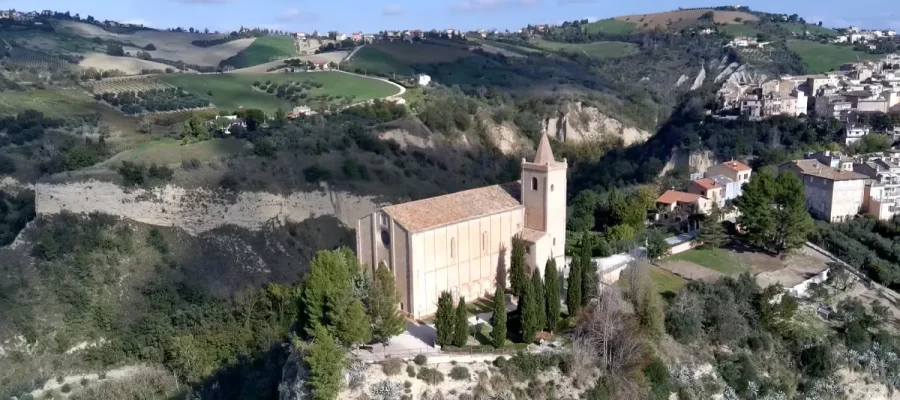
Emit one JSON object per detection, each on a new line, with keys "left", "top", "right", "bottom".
{"left": 369, "top": 262, "right": 406, "bottom": 343}
{"left": 435, "top": 291, "right": 455, "bottom": 347}
{"left": 510, "top": 235, "right": 527, "bottom": 297}
{"left": 306, "top": 325, "right": 347, "bottom": 400}
{"left": 531, "top": 271, "right": 546, "bottom": 332}
{"left": 646, "top": 229, "right": 671, "bottom": 261}
{"left": 337, "top": 298, "right": 371, "bottom": 348}
{"left": 544, "top": 259, "right": 560, "bottom": 332}
{"left": 579, "top": 231, "right": 594, "bottom": 306}
{"left": 452, "top": 297, "right": 469, "bottom": 347}
{"left": 490, "top": 285, "right": 507, "bottom": 348}
{"left": 521, "top": 278, "right": 539, "bottom": 343}
{"left": 698, "top": 201, "right": 728, "bottom": 248}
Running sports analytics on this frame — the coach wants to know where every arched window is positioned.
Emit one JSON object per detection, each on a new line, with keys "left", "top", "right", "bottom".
{"left": 482, "top": 232, "right": 488, "bottom": 251}
{"left": 551, "top": 184, "right": 555, "bottom": 192}
{"left": 450, "top": 237, "right": 456, "bottom": 259}
{"left": 531, "top": 177, "right": 538, "bottom": 191}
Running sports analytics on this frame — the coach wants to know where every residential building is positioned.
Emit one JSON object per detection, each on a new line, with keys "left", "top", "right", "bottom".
{"left": 309, "top": 60, "right": 330, "bottom": 70}
{"left": 814, "top": 95, "right": 853, "bottom": 119}
{"left": 417, "top": 74, "right": 431, "bottom": 86}
{"left": 845, "top": 125, "right": 871, "bottom": 145}
{"left": 688, "top": 178, "right": 724, "bottom": 207}
{"left": 41, "top": 9, "right": 52, "bottom": 16}
{"left": 808, "top": 150, "right": 854, "bottom": 171}
{"left": 356, "top": 134, "right": 567, "bottom": 318}
{"left": 286, "top": 106, "right": 313, "bottom": 119}
{"left": 780, "top": 160, "right": 868, "bottom": 222}
{"left": 705, "top": 161, "right": 753, "bottom": 185}
{"left": 351, "top": 32, "right": 362, "bottom": 42}
{"left": 336, "top": 33, "right": 347, "bottom": 41}
{"left": 656, "top": 190, "right": 712, "bottom": 218}
{"left": 728, "top": 36, "right": 758, "bottom": 47}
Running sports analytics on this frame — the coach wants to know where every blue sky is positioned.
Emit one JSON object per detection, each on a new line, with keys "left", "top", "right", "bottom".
{"left": 6, "top": 0, "right": 899, "bottom": 34}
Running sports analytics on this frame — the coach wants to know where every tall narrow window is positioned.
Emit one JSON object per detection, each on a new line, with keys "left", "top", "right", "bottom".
{"left": 482, "top": 232, "right": 488, "bottom": 251}
{"left": 531, "top": 177, "right": 538, "bottom": 191}
{"left": 450, "top": 238, "right": 456, "bottom": 259}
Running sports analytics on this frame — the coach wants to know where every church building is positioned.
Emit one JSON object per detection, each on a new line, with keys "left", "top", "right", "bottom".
{"left": 356, "top": 134, "right": 567, "bottom": 318}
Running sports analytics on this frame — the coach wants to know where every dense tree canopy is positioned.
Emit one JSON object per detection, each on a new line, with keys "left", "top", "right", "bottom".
{"left": 734, "top": 169, "right": 814, "bottom": 254}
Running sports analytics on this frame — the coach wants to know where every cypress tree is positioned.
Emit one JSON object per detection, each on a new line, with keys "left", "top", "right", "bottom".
{"left": 452, "top": 297, "right": 469, "bottom": 347}
{"left": 490, "top": 285, "right": 507, "bottom": 348}
{"left": 566, "top": 257, "right": 582, "bottom": 318}
{"left": 521, "top": 278, "right": 538, "bottom": 343}
{"left": 580, "top": 230, "right": 595, "bottom": 306}
{"left": 531, "top": 271, "right": 546, "bottom": 332}
{"left": 369, "top": 262, "right": 406, "bottom": 343}
{"left": 510, "top": 235, "right": 527, "bottom": 297}
{"left": 544, "top": 259, "right": 560, "bottom": 332}
{"left": 435, "top": 291, "right": 455, "bottom": 347}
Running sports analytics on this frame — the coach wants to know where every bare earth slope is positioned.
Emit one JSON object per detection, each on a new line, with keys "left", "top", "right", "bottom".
{"left": 78, "top": 53, "right": 180, "bottom": 74}
{"left": 616, "top": 9, "right": 759, "bottom": 30}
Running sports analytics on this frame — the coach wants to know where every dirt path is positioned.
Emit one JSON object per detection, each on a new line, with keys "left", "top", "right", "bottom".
{"left": 30, "top": 364, "right": 150, "bottom": 398}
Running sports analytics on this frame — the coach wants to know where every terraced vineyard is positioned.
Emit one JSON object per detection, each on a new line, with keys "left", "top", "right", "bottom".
{"left": 4, "top": 48, "right": 75, "bottom": 71}
{"left": 85, "top": 76, "right": 172, "bottom": 94}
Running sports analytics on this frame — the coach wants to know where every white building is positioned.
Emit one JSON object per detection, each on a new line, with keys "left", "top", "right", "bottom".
{"left": 845, "top": 125, "right": 871, "bottom": 145}
{"left": 781, "top": 159, "right": 868, "bottom": 223}
{"left": 417, "top": 74, "right": 431, "bottom": 86}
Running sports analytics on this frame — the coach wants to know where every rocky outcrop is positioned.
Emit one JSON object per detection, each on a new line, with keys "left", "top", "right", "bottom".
{"left": 378, "top": 129, "right": 436, "bottom": 149}
{"left": 35, "top": 181, "right": 381, "bottom": 235}
{"left": 483, "top": 119, "right": 530, "bottom": 154}
{"left": 542, "top": 102, "right": 651, "bottom": 146}
{"left": 690, "top": 64, "right": 706, "bottom": 91}
{"left": 660, "top": 149, "right": 717, "bottom": 176}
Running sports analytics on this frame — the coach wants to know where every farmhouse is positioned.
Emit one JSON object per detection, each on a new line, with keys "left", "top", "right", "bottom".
{"left": 309, "top": 60, "right": 330, "bottom": 70}
{"left": 356, "top": 134, "right": 567, "bottom": 318}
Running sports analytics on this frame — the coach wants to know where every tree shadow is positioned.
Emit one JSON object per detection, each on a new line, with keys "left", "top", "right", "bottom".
{"left": 406, "top": 320, "right": 437, "bottom": 347}
{"left": 496, "top": 244, "right": 508, "bottom": 290}
{"left": 173, "top": 342, "right": 289, "bottom": 400}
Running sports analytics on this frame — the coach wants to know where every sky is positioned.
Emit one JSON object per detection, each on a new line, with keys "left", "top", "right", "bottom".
{"left": 5, "top": 0, "right": 899, "bottom": 34}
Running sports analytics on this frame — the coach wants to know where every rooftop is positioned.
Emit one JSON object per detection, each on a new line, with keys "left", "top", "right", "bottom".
{"left": 719, "top": 160, "right": 752, "bottom": 172}
{"left": 786, "top": 160, "right": 869, "bottom": 181}
{"left": 382, "top": 182, "right": 522, "bottom": 233}
{"left": 519, "top": 228, "right": 547, "bottom": 243}
{"left": 656, "top": 190, "right": 703, "bottom": 205}
{"left": 692, "top": 178, "right": 722, "bottom": 190}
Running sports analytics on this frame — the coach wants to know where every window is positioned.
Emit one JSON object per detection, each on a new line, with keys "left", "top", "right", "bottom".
{"left": 551, "top": 184, "right": 555, "bottom": 192}
{"left": 553, "top": 237, "right": 556, "bottom": 246}
{"left": 380, "top": 213, "right": 389, "bottom": 227}
{"left": 531, "top": 177, "right": 538, "bottom": 191}
{"left": 450, "top": 238, "right": 456, "bottom": 259}
{"left": 380, "top": 230, "right": 391, "bottom": 247}
{"left": 482, "top": 232, "right": 488, "bottom": 251}
{"left": 525, "top": 245, "right": 531, "bottom": 255}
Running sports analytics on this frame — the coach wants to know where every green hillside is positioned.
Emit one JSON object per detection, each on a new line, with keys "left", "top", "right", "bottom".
{"left": 581, "top": 19, "right": 637, "bottom": 35}
{"left": 347, "top": 46, "right": 413, "bottom": 76}
{"left": 530, "top": 38, "right": 638, "bottom": 59}
{"left": 787, "top": 40, "right": 881, "bottom": 73}
{"left": 220, "top": 36, "right": 297, "bottom": 69}
{"left": 161, "top": 71, "right": 399, "bottom": 112}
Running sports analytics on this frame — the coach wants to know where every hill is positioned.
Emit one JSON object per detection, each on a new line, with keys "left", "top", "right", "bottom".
{"left": 616, "top": 8, "right": 759, "bottom": 31}
{"left": 347, "top": 40, "right": 474, "bottom": 76}
{"left": 160, "top": 71, "right": 400, "bottom": 112}
{"left": 786, "top": 40, "right": 882, "bottom": 73}
{"left": 218, "top": 35, "right": 298, "bottom": 69}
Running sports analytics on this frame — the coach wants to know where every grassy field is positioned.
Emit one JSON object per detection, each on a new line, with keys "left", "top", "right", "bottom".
{"left": 0, "top": 89, "right": 95, "bottom": 117}
{"left": 99, "top": 137, "right": 247, "bottom": 166}
{"left": 224, "top": 36, "right": 297, "bottom": 69}
{"left": 780, "top": 23, "right": 837, "bottom": 37}
{"left": 616, "top": 9, "right": 758, "bottom": 31}
{"left": 667, "top": 247, "right": 746, "bottom": 276}
{"left": 649, "top": 266, "right": 688, "bottom": 295}
{"left": 786, "top": 40, "right": 880, "bottom": 73}
{"left": 581, "top": 19, "right": 636, "bottom": 35}
{"left": 720, "top": 24, "right": 762, "bottom": 38}
{"left": 349, "top": 41, "right": 473, "bottom": 76}
{"left": 530, "top": 38, "right": 638, "bottom": 59}
{"left": 161, "top": 71, "right": 399, "bottom": 112}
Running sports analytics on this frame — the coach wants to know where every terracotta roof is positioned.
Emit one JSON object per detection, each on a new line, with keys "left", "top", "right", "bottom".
{"left": 533, "top": 133, "right": 554, "bottom": 165}
{"left": 656, "top": 190, "right": 703, "bottom": 205}
{"left": 518, "top": 228, "right": 546, "bottom": 243}
{"left": 692, "top": 178, "right": 722, "bottom": 190}
{"left": 785, "top": 160, "right": 869, "bottom": 181}
{"left": 720, "top": 161, "right": 752, "bottom": 172}
{"left": 382, "top": 182, "right": 522, "bottom": 233}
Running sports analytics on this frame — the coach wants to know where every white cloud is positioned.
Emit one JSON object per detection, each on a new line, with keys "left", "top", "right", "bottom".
{"left": 382, "top": 4, "right": 404, "bottom": 16}
{"left": 276, "top": 8, "right": 318, "bottom": 23}
{"left": 452, "top": 0, "right": 537, "bottom": 11}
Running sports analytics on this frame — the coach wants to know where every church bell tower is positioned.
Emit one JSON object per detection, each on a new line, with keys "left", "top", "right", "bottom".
{"left": 520, "top": 133, "right": 567, "bottom": 269}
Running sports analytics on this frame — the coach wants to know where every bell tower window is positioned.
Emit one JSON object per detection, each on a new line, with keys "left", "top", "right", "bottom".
{"left": 531, "top": 177, "right": 538, "bottom": 191}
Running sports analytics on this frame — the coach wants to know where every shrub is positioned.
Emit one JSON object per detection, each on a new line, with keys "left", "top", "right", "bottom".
{"left": 382, "top": 358, "right": 404, "bottom": 376}
{"left": 181, "top": 158, "right": 201, "bottom": 170}
{"left": 417, "top": 368, "right": 444, "bottom": 385}
{"left": 413, "top": 354, "right": 427, "bottom": 365}
{"left": 98, "top": 372, "right": 106, "bottom": 380}
{"left": 145, "top": 43, "right": 156, "bottom": 51}
{"left": 80, "top": 378, "right": 89, "bottom": 386}
{"left": 449, "top": 366, "right": 470, "bottom": 381}
{"left": 61, "top": 383, "right": 72, "bottom": 393}
{"left": 56, "top": 376, "right": 64, "bottom": 384}
{"left": 404, "top": 381, "right": 412, "bottom": 388}
{"left": 493, "top": 356, "right": 507, "bottom": 368}
{"left": 407, "top": 365, "right": 416, "bottom": 377}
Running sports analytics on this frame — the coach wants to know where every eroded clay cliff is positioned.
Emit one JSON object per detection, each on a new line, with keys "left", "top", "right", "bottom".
{"left": 542, "top": 102, "right": 652, "bottom": 146}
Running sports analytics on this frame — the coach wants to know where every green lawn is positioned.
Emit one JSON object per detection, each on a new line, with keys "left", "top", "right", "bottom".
{"left": 99, "top": 137, "right": 247, "bottom": 167}
{"left": 786, "top": 40, "right": 880, "bottom": 73}
{"left": 0, "top": 89, "right": 95, "bottom": 117}
{"left": 348, "top": 46, "right": 414, "bottom": 76}
{"left": 780, "top": 23, "right": 837, "bottom": 37}
{"left": 719, "top": 24, "right": 762, "bottom": 38}
{"left": 648, "top": 267, "right": 688, "bottom": 295}
{"left": 224, "top": 36, "right": 297, "bottom": 69}
{"left": 161, "top": 71, "right": 399, "bottom": 112}
{"left": 530, "top": 38, "right": 638, "bottom": 59}
{"left": 667, "top": 247, "right": 746, "bottom": 276}
{"left": 581, "top": 19, "right": 636, "bottom": 35}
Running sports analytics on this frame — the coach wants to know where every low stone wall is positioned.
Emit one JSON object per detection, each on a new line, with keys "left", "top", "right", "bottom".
{"left": 35, "top": 180, "right": 382, "bottom": 235}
